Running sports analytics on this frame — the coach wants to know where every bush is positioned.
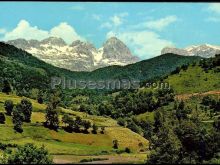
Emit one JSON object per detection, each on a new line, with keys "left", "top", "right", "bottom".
{"left": 20, "top": 99, "right": 33, "bottom": 122}
{"left": 100, "top": 126, "right": 105, "bottom": 134}
{"left": 0, "top": 113, "right": 5, "bottom": 124}
{"left": 0, "top": 143, "right": 17, "bottom": 151}
{"left": 2, "top": 80, "right": 11, "bottom": 95}
{"left": 92, "top": 124, "right": 98, "bottom": 134}
{"left": 4, "top": 100, "right": 14, "bottom": 116}
{"left": 125, "top": 147, "right": 131, "bottom": 153}
{"left": 37, "top": 96, "right": 43, "bottom": 104}
{"left": 113, "top": 139, "right": 119, "bottom": 149}
{"left": 202, "top": 96, "right": 213, "bottom": 106}
{"left": 45, "top": 103, "right": 59, "bottom": 130}
{"left": 117, "top": 117, "right": 126, "bottom": 127}
{"left": 126, "top": 119, "right": 141, "bottom": 134}
{"left": 12, "top": 104, "right": 24, "bottom": 133}
{"left": 116, "top": 149, "right": 125, "bottom": 154}
{"left": 82, "top": 120, "right": 91, "bottom": 133}
{"left": 0, "top": 143, "right": 7, "bottom": 150}
{"left": 80, "top": 158, "right": 108, "bottom": 163}
{"left": 7, "top": 143, "right": 53, "bottom": 164}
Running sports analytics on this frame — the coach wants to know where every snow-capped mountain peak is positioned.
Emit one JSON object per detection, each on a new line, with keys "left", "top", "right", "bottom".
{"left": 6, "top": 37, "right": 139, "bottom": 71}
{"left": 161, "top": 44, "right": 220, "bottom": 58}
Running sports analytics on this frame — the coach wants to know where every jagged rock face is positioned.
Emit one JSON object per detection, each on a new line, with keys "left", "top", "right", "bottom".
{"left": 7, "top": 38, "right": 30, "bottom": 49}
{"left": 6, "top": 37, "right": 139, "bottom": 71}
{"left": 40, "top": 37, "right": 67, "bottom": 46}
{"left": 161, "top": 44, "right": 220, "bottom": 58}
{"left": 103, "top": 37, "right": 132, "bottom": 59}
{"left": 161, "top": 47, "right": 189, "bottom": 56}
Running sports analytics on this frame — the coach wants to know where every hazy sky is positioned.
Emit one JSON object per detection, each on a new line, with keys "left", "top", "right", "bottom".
{"left": 0, "top": 2, "right": 220, "bottom": 59}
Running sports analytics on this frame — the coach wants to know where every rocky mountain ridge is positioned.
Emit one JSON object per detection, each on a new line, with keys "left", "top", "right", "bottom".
{"left": 7, "top": 37, "right": 139, "bottom": 71}
{"left": 161, "top": 44, "right": 220, "bottom": 58}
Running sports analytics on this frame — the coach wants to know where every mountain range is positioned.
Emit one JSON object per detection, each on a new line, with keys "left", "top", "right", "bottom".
{"left": 0, "top": 41, "right": 201, "bottom": 93}
{"left": 161, "top": 44, "right": 220, "bottom": 58}
{"left": 6, "top": 37, "right": 139, "bottom": 72}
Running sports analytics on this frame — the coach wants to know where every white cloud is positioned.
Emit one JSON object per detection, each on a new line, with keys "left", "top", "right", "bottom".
{"left": 208, "top": 3, "right": 220, "bottom": 14}
{"left": 100, "top": 12, "right": 129, "bottom": 29}
{"left": 106, "top": 31, "right": 117, "bottom": 38}
{"left": 110, "top": 15, "right": 122, "bottom": 27}
{"left": 0, "top": 28, "right": 6, "bottom": 34}
{"left": 107, "top": 30, "right": 174, "bottom": 59}
{"left": 3, "top": 20, "right": 49, "bottom": 41}
{"left": 132, "top": 16, "right": 177, "bottom": 31}
{"left": 104, "top": 14, "right": 175, "bottom": 59}
{"left": 50, "top": 22, "right": 84, "bottom": 43}
{"left": 1, "top": 20, "right": 84, "bottom": 44}
{"left": 145, "top": 16, "right": 177, "bottom": 31}
{"left": 100, "top": 22, "right": 112, "bottom": 29}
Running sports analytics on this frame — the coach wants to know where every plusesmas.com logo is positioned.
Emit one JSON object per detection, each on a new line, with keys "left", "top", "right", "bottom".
{"left": 51, "top": 77, "right": 170, "bottom": 90}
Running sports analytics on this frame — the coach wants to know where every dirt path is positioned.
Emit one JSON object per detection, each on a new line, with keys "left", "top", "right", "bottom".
{"left": 175, "top": 90, "right": 220, "bottom": 101}
{"left": 53, "top": 153, "right": 147, "bottom": 164}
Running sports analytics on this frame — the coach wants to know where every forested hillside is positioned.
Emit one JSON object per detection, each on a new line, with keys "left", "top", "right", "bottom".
{"left": 0, "top": 42, "right": 201, "bottom": 96}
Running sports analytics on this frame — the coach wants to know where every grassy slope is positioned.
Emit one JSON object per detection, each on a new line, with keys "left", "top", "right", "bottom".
{"left": 134, "top": 63, "right": 220, "bottom": 124}
{"left": 0, "top": 92, "right": 148, "bottom": 157}
{"left": 165, "top": 65, "right": 220, "bottom": 94}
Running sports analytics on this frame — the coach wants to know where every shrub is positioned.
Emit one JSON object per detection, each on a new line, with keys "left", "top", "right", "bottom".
{"left": 113, "top": 139, "right": 119, "bottom": 149}
{"left": 2, "top": 80, "right": 11, "bottom": 95}
{"left": 0, "top": 113, "right": 5, "bottom": 124}
{"left": 100, "top": 126, "right": 105, "bottom": 134}
{"left": 12, "top": 104, "right": 24, "bottom": 133}
{"left": 4, "top": 100, "right": 14, "bottom": 116}
{"left": 80, "top": 158, "right": 108, "bottom": 163}
{"left": 7, "top": 143, "right": 53, "bottom": 164}
{"left": 117, "top": 117, "right": 126, "bottom": 127}
{"left": 20, "top": 99, "right": 32, "bottom": 122}
{"left": 0, "top": 143, "right": 7, "bottom": 150}
{"left": 92, "top": 124, "right": 98, "bottom": 134}
{"left": 37, "top": 96, "right": 43, "bottom": 104}
{"left": 125, "top": 147, "right": 131, "bottom": 153}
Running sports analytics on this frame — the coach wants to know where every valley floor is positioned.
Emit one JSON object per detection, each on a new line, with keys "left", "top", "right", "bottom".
{"left": 53, "top": 153, "right": 147, "bottom": 164}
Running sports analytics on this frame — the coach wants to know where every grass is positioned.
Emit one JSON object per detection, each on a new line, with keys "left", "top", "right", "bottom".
{"left": 134, "top": 112, "right": 155, "bottom": 123}
{"left": 0, "top": 125, "right": 148, "bottom": 154}
{"left": 106, "top": 127, "right": 149, "bottom": 152}
{"left": 0, "top": 92, "right": 149, "bottom": 159}
{"left": 53, "top": 153, "right": 147, "bottom": 164}
{"left": 60, "top": 107, "right": 118, "bottom": 127}
{"left": 165, "top": 65, "right": 220, "bottom": 94}
{"left": 0, "top": 92, "right": 46, "bottom": 112}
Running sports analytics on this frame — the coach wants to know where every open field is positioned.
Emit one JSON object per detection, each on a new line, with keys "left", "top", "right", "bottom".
{"left": 0, "top": 92, "right": 149, "bottom": 163}
{"left": 53, "top": 153, "right": 148, "bottom": 164}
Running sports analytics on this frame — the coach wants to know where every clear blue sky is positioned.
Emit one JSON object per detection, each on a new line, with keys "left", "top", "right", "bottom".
{"left": 0, "top": 2, "right": 219, "bottom": 59}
